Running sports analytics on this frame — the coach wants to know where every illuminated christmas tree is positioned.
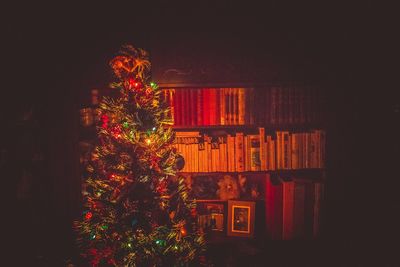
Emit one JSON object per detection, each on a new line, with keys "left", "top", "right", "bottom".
{"left": 74, "top": 45, "right": 204, "bottom": 266}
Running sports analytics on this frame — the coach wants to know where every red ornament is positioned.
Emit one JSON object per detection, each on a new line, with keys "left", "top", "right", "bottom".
{"left": 88, "top": 248, "right": 98, "bottom": 256}
{"left": 85, "top": 212, "right": 93, "bottom": 220}
{"left": 128, "top": 78, "right": 142, "bottom": 90}
{"left": 108, "top": 258, "right": 116, "bottom": 265}
{"left": 101, "top": 114, "right": 109, "bottom": 129}
{"left": 156, "top": 180, "right": 167, "bottom": 194}
{"left": 111, "top": 125, "right": 122, "bottom": 139}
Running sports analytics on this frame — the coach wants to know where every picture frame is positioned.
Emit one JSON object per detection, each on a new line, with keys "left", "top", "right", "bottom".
{"left": 227, "top": 200, "right": 255, "bottom": 238}
{"left": 197, "top": 201, "right": 225, "bottom": 232}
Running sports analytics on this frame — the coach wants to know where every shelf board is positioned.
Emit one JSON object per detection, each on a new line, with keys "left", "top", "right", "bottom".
{"left": 178, "top": 168, "right": 324, "bottom": 175}
{"left": 172, "top": 123, "right": 325, "bottom": 132}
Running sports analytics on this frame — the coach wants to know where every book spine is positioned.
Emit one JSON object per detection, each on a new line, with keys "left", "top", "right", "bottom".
{"left": 244, "top": 135, "right": 250, "bottom": 171}
{"left": 293, "top": 182, "right": 306, "bottom": 239}
{"left": 220, "top": 88, "right": 226, "bottom": 125}
{"left": 304, "top": 181, "right": 315, "bottom": 239}
{"left": 276, "top": 131, "right": 282, "bottom": 169}
{"left": 282, "top": 180, "right": 295, "bottom": 240}
{"left": 313, "top": 182, "right": 323, "bottom": 238}
{"left": 283, "top": 131, "right": 291, "bottom": 170}
{"left": 235, "top": 132, "right": 245, "bottom": 172}
{"left": 238, "top": 88, "right": 246, "bottom": 125}
{"left": 259, "top": 127, "right": 266, "bottom": 171}
{"left": 273, "top": 179, "right": 283, "bottom": 240}
{"left": 249, "top": 134, "right": 261, "bottom": 171}
{"left": 265, "top": 174, "right": 274, "bottom": 239}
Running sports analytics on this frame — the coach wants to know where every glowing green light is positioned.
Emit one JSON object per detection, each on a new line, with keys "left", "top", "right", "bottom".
{"left": 123, "top": 122, "right": 129, "bottom": 128}
{"left": 150, "top": 82, "right": 155, "bottom": 87}
{"left": 156, "top": 240, "right": 160, "bottom": 245}
{"left": 101, "top": 225, "right": 108, "bottom": 230}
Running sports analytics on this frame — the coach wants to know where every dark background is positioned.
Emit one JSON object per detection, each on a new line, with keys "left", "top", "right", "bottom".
{"left": 3, "top": 1, "right": 399, "bottom": 266}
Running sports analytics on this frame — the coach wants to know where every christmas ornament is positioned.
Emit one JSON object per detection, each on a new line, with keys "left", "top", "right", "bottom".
{"left": 175, "top": 154, "right": 185, "bottom": 171}
{"left": 101, "top": 114, "right": 109, "bottom": 129}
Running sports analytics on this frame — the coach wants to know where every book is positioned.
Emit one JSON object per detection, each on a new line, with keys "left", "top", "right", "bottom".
{"left": 304, "top": 181, "right": 315, "bottom": 239}
{"left": 282, "top": 179, "right": 295, "bottom": 240}
{"left": 259, "top": 127, "right": 267, "bottom": 171}
{"left": 270, "top": 174, "right": 283, "bottom": 240}
{"left": 249, "top": 134, "right": 261, "bottom": 171}
{"left": 282, "top": 131, "right": 291, "bottom": 169}
{"left": 235, "top": 132, "right": 245, "bottom": 172}
{"left": 238, "top": 88, "right": 246, "bottom": 125}
{"left": 293, "top": 182, "right": 305, "bottom": 239}
{"left": 313, "top": 182, "right": 324, "bottom": 238}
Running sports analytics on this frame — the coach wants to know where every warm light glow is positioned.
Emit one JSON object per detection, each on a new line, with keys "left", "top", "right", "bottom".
{"left": 85, "top": 212, "right": 93, "bottom": 220}
{"left": 180, "top": 228, "right": 187, "bottom": 236}
{"left": 145, "top": 138, "right": 152, "bottom": 145}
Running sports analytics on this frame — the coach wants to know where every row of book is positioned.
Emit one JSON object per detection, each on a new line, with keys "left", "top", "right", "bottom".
{"left": 161, "top": 86, "right": 324, "bottom": 127}
{"left": 162, "top": 88, "right": 254, "bottom": 126}
{"left": 265, "top": 175, "right": 324, "bottom": 240}
{"left": 173, "top": 128, "right": 326, "bottom": 173}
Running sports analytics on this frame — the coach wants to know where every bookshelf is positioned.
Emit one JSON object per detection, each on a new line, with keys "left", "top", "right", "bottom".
{"left": 160, "top": 86, "right": 326, "bottom": 241}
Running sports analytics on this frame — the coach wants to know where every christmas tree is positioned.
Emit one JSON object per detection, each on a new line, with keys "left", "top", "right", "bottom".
{"left": 74, "top": 45, "right": 204, "bottom": 266}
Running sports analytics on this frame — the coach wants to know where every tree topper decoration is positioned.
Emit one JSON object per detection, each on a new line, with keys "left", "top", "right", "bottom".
{"left": 109, "top": 45, "right": 151, "bottom": 81}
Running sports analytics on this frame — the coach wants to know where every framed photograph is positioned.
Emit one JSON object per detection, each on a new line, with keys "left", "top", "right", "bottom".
{"left": 197, "top": 202, "right": 225, "bottom": 232}
{"left": 227, "top": 200, "right": 255, "bottom": 238}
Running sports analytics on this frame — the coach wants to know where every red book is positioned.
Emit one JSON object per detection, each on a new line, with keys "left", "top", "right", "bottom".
{"left": 184, "top": 89, "right": 190, "bottom": 126}
{"left": 174, "top": 89, "right": 181, "bottom": 126}
{"left": 265, "top": 174, "right": 283, "bottom": 240}
{"left": 215, "top": 89, "right": 221, "bottom": 125}
{"left": 265, "top": 173, "right": 274, "bottom": 239}
{"left": 189, "top": 89, "right": 196, "bottom": 126}
{"left": 293, "top": 182, "right": 306, "bottom": 239}
{"left": 203, "top": 88, "right": 210, "bottom": 125}
{"left": 209, "top": 88, "right": 217, "bottom": 125}
{"left": 196, "top": 89, "right": 203, "bottom": 126}
{"left": 282, "top": 180, "right": 295, "bottom": 240}
{"left": 273, "top": 176, "right": 283, "bottom": 240}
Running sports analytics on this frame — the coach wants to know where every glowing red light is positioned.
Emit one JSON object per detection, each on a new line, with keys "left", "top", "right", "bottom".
{"left": 85, "top": 212, "right": 93, "bottom": 220}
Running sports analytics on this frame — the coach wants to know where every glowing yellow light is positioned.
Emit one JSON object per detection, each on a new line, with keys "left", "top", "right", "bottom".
{"left": 145, "top": 138, "right": 152, "bottom": 145}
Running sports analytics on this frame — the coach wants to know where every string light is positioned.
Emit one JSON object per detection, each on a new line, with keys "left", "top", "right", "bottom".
{"left": 85, "top": 212, "right": 93, "bottom": 220}
{"left": 145, "top": 138, "right": 151, "bottom": 145}
{"left": 180, "top": 228, "right": 187, "bottom": 236}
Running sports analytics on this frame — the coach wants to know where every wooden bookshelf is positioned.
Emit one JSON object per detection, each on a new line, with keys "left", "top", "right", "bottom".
{"left": 165, "top": 86, "right": 326, "bottom": 241}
